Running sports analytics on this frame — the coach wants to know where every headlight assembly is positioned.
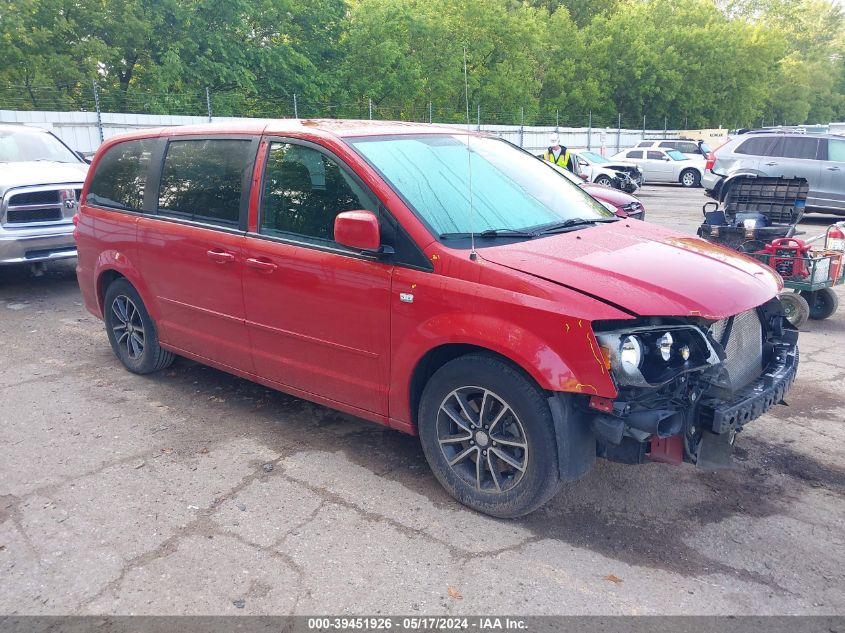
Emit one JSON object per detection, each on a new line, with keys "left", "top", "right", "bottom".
{"left": 596, "top": 325, "right": 719, "bottom": 387}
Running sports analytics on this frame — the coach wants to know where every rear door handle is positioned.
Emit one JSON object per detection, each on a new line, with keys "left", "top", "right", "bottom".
{"left": 206, "top": 249, "right": 235, "bottom": 264}
{"left": 764, "top": 162, "right": 778, "bottom": 166}
{"left": 827, "top": 166, "right": 841, "bottom": 171}
{"left": 245, "top": 257, "right": 278, "bottom": 273}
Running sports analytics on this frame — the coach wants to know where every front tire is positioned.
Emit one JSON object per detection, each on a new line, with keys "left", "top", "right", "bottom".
{"left": 595, "top": 175, "right": 613, "bottom": 187}
{"left": 104, "top": 278, "right": 175, "bottom": 374}
{"left": 680, "top": 169, "right": 701, "bottom": 188}
{"left": 418, "top": 354, "right": 562, "bottom": 518}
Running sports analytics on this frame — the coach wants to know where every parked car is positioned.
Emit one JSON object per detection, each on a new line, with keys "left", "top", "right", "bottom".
{"left": 613, "top": 147, "right": 703, "bottom": 187}
{"left": 702, "top": 132, "right": 845, "bottom": 215}
{"left": 0, "top": 124, "right": 88, "bottom": 267}
{"left": 636, "top": 139, "right": 711, "bottom": 161}
{"left": 573, "top": 151, "right": 643, "bottom": 192}
{"left": 76, "top": 120, "right": 798, "bottom": 517}
{"left": 555, "top": 164, "right": 646, "bottom": 220}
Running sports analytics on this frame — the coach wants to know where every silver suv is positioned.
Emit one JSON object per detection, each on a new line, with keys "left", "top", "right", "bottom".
{"left": 0, "top": 124, "right": 88, "bottom": 266}
{"left": 703, "top": 132, "right": 845, "bottom": 215}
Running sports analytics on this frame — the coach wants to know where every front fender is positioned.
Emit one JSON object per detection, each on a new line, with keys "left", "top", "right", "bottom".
{"left": 388, "top": 311, "right": 618, "bottom": 430}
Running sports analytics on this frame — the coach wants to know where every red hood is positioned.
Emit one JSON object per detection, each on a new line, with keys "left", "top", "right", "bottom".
{"left": 580, "top": 184, "right": 637, "bottom": 206}
{"left": 479, "top": 221, "right": 781, "bottom": 319}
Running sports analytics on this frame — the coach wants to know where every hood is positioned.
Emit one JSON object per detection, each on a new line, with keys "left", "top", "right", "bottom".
{"left": 479, "top": 221, "right": 780, "bottom": 319}
{"left": 604, "top": 160, "right": 641, "bottom": 171}
{"left": 0, "top": 161, "right": 88, "bottom": 194}
{"left": 581, "top": 184, "right": 637, "bottom": 206}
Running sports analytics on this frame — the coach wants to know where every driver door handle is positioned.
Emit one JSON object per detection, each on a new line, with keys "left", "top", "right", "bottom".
{"left": 245, "top": 257, "right": 278, "bottom": 273}
{"left": 827, "top": 165, "right": 841, "bottom": 171}
{"left": 764, "top": 161, "right": 778, "bottom": 166}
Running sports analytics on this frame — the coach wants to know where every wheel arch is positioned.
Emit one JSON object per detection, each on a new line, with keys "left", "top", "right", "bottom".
{"left": 408, "top": 343, "right": 539, "bottom": 430}
{"left": 93, "top": 251, "right": 159, "bottom": 320}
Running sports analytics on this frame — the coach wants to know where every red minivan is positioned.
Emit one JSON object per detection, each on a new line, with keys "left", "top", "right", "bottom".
{"left": 75, "top": 120, "right": 798, "bottom": 517}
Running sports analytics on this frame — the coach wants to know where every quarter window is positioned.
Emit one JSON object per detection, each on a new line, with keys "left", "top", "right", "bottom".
{"left": 88, "top": 139, "right": 158, "bottom": 211}
{"left": 626, "top": 150, "right": 643, "bottom": 159}
{"left": 735, "top": 137, "right": 777, "bottom": 156}
{"left": 157, "top": 139, "right": 254, "bottom": 227}
{"left": 260, "top": 142, "right": 377, "bottom": 243}
{"left": 827, "top": 139, "right": 845, "bottom": 162}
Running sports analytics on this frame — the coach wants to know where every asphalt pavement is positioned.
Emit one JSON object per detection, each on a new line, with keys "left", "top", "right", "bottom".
{"left": 1, "top": 185, "right": 843, "bottom": 615}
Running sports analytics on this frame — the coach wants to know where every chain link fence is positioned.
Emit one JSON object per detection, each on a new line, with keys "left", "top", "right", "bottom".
{"left": 1, "top": 83, "right": 732, "bottom": 154}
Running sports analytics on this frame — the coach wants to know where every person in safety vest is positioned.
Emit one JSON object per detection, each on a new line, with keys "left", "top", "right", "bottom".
{"left": 543, "top": 135, "right": 574, "bottom": 172}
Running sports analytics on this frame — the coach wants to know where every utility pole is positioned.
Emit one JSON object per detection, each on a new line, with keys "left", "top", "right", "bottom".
{"left": 664, "top": 116, "right": 667, "bottom": 138}
{"left": 617, "top": 113, "right": 622, "bottom": 155}
{"left": 519, "top": 106, "right": 525, "bottom": 148}
{"left": 368, "top": 98, "right": 373, "bottom": 120}
{"left": 91, "top": 80, "right": 103, "bottom": 144}
{"left": 477, "top": 104, "right": 481, "bottom": 131}
{"left": 205, "top": 86, "right": 212, "bottom": 122}
{"left": 642, "top": 114, "right": 646, "bottom": 140}
{"left": 293, "top": 94, "right": 298, "bottom": 119}
{"left": 428, "top": 101, "right": 432, "bottom": 124}
{"left": 555, "top": 108, "right": 560, "bottom": 136}
{"left": 587, "top": 110, "right": 592, "bottom": 151}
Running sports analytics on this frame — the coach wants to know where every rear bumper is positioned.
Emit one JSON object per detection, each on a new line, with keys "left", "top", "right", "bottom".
{"left": 0, "top": 225, "right": 76, "bottom": 264}
{"left": 702, "top": 170, "right": 722, "bottom": 196}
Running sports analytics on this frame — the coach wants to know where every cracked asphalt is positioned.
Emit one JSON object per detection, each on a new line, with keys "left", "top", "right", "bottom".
{"left": 1, "top": 185, "right": 843, "bottom": 615}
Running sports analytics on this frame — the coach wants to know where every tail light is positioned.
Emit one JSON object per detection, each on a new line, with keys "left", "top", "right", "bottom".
{"left": 705, "top": 152, "right": 716, "bottom": 171}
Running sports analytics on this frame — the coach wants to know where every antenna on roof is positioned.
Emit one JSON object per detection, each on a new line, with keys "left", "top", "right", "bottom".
{"left": 463, "top": 46, "right": 477, "bottom": 261}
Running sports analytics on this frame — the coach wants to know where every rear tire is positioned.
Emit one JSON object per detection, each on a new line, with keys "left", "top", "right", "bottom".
{"left": 779, "top": 291, "right": 810, "bottom": 329}
{"left": 104, "top": 278, "right": 175, "bottom": 374}
{"left": 680, "top": 169, "right": 701, "bottom": 188}
{"left": 801, "top": 288, "right": 839, "bottom": 320}
{"left": 418, "top": 353, "right": 562, "bottom": 518}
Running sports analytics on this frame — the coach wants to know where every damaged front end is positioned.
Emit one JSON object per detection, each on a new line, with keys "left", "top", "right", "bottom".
{"left": 588, "top": 297, "right": 798, "bottom": 469}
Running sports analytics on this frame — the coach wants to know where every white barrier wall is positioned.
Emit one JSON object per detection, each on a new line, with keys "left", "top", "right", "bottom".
{"left": 1, "top": 109, "right": 674, "bottom": 156}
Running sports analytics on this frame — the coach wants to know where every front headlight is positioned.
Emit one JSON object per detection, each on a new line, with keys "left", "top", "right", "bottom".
{"left": 620, "top": 335, "right": 643, "bottom": 367}
{"left": 596, "top": 325, "right": 719, "bottom": 387}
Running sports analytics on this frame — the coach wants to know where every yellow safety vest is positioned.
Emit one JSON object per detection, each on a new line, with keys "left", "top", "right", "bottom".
{"left": 544, "top": 148, "right": 571, "bottom": 170}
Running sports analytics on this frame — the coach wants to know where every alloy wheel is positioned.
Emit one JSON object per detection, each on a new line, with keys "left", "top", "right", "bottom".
{"left": 436, "top": 387, "right": 529, "bottom": 493}
{"left": 111, "top": 295, "right": 145, "bottom": 359}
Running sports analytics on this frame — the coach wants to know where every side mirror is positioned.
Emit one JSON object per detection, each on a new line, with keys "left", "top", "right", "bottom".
{"left": 663, "top": 157, "right": 671, "bottom": 161}
{"left": 334, "top": 210, "right": 382, "bottom": 252}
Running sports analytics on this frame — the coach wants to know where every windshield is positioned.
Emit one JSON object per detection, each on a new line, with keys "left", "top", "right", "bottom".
{"left": 581, "top": 151, "right": 609, "bottom": 164}
{"left": 667, "top": 149, "right": 688, "bottom": 161}
{"left": 0, "top": 128, "right": 81, "bottom": 163}
{"left": 699, "top": 142, "right": 711, "bottom": 154}
{"left": 349, "top": 134, "right": 612, "bottom": 238}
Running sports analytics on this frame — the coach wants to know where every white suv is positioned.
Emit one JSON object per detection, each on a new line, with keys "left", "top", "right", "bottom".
{"left": 637, "top": 139, "right": 711, "bottom": 161}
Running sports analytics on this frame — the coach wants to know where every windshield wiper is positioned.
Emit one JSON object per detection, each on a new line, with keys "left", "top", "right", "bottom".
{"left": 440, "top": 228, "right": 536, "bottom": 239}
{"left": 533, "top": 217, "right": 619, "bottom": 235}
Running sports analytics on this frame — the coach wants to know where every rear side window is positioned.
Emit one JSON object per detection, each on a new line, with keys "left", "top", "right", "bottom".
{"left": 157, "top": 139, "right": 254, "bottom": 227}
{"left": 775, "top": 137, "right": 820, "bottom": 160}
{"left": 647, "top": 151, "right": 664, "bottom": 160}
{"left": 735, "top": 137, "right": 777, "bottom": 156}
{"left": 260, "top": 142, "right": 378, "bottom": 243}
{"left": 87, "top": 139, "right": 157, "bottom": 211}
{"left": 664, "top": 141, "right": 699, "bottom": 154}
{"left": 626, "top": 150, "right": 643, "bottom": 159}
{"left": 636, "top": 141, "right": 651, "bottom": 148}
